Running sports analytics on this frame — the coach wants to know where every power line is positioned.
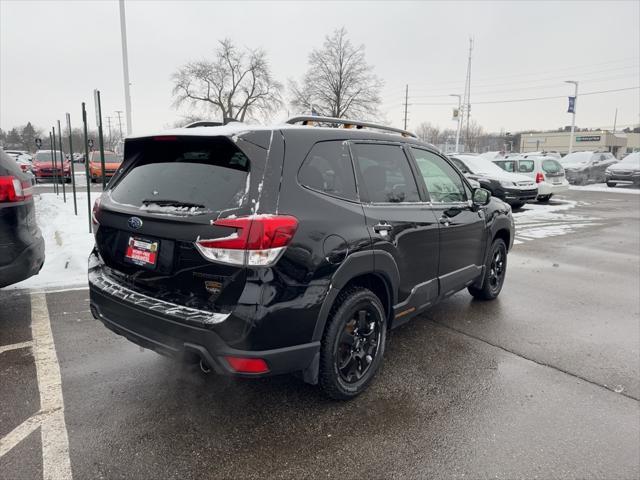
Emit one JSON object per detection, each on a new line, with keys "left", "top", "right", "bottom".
{"left": 409, "top": 72, "right": 639, "bottom": 98}
{"left": 396, "top": 58, "right": 639, "bottom": 92}
{"left": 411, "top": 86, "right": 639, "bottom": 106}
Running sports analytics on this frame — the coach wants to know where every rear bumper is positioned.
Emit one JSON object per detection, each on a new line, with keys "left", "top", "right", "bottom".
{"left": 0, "top": 236, "right": 45, "bottom": 288}
{"left": 35, "top": 171, "right": 71, "bottom": 179}
{"left": 537, "top": 180, "right": 569, "bottom": 195}
{"left": 88, "top": 264, "right": 319, "bottom": 377}
{"left": 502, "top": 187, "right": 538, "bottom": 203}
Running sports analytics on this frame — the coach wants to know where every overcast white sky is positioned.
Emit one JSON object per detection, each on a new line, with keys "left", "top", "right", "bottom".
{"left": 1, "top": 0, "right": 639, "bottom": 136}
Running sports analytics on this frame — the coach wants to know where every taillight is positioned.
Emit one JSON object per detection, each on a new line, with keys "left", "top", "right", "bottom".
{"left": 0, "top": 176, "right": 32, "bottom": 203}
{"left": 196, "top": 215, "right": 298, "bottom": 266}
{"left": 535, "top": 173, "right": 545, "bottom": 183}
{"left": 225, "top": 356, "right": 269, "bottom": 374}
{"left": 92, "top": 196, "right": 101, "bottom": 226}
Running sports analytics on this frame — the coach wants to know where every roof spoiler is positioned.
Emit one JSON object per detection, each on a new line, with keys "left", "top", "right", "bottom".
{"left": 286, "top": 116, "right": 417, "bottom": 138}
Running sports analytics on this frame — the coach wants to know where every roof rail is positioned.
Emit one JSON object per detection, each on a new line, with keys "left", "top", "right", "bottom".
{"left": 286, "top": 116, "right": 417, "bottom": 138}
{"left": 184, "top": 121, "right": 224, "bottom": 128}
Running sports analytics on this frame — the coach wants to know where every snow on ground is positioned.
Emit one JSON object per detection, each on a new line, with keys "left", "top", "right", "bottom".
{"left": 569, "top": 183, "right": 640, "bottom": 195}
{"left": 511, "top": 199, "right": 600, "bottom": 245}
{"left": 9, "top": 192, "right": 98, "bottom": 290}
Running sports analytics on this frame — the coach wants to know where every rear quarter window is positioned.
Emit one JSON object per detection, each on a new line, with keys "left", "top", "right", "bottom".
{"left": 518, "top": 160, "right": 534, "bottom": 173}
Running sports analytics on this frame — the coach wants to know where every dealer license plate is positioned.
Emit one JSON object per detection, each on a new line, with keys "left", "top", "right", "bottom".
{"left": 124, "top": 236, "right": 158, "bottom": 267}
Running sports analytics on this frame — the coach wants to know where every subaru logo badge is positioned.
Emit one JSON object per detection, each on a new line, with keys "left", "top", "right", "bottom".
{"left": 128, "top": 217, "right": 143, "bottom": 230}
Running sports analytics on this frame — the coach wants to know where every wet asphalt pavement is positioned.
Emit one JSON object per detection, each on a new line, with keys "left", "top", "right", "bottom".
{"left": 1, "top": 190, "right": 639, "bottom": 479}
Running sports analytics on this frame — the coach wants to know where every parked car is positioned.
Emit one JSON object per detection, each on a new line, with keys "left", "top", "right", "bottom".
{"left": 88, "top": 150, "right": 122, "bottom": 183}
{"left": 32, "top": 150, "right": 71, "bottom": 183}
{"left": 605, "top": 151, "right": 640, "bottom": 187}
{"left": 449, "top": 153, "right": 538, "bottom": 209}
{"left": 4, "top": 150, "right": 31, "bottom": 161}
{"left": 493, "top": 155, "right": 569, "bottom": 203}
{"left": 517, "top": 151, "right": 562, "bottom": 160}
{"left": 559, "top": 151, "right": 618, "bottom": 185}
{"left": 0, "top": 151, "right": 45, "bottom": 288}
{"left": 88, "top": 117, "right": 515, "bottom": 399}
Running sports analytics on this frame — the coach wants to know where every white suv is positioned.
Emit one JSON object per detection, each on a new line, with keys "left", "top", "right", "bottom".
{"left": 493, "top": 155, "right": 569, "bottom": 203}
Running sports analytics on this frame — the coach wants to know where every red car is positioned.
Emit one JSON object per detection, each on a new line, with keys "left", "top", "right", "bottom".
{"left": 32, "top": 150, "right": 71, "bottom": 183}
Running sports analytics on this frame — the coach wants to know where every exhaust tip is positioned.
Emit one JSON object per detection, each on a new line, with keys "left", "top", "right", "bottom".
{"left": 199, "top": 358, "right": 212, "bottom": 374}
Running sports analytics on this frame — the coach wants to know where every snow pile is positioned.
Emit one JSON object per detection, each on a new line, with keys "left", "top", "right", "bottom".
{"left": 569, "top": 183, "right": 640, "bottom": 195}
{"left": 512, "top": 199, "right": 600, "bottom": 244}
{"left": 10, "top": 192, "right": 98, "bottom": 290}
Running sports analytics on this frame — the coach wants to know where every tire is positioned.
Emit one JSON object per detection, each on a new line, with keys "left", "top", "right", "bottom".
{"left": 510, "top": 201, "right": 525, "bottom": 210}
{"left": 606, "top": 181, "right": 617, "bottom": 187}
{"left": 90, "top": 178, "right": 96, "bottom": 183}
{"left": 319, "top": 287, "right": 387, "bottom": 400}
{"left": 468, "top": 238, "right": 508, "bottom": 301}
{"left": 536, "top": 194, "right": 552, "bottom": 203}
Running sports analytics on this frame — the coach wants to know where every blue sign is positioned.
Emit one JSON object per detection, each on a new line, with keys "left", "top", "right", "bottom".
{"left": 567, "top": 96, "right": 576, "bottom": 114}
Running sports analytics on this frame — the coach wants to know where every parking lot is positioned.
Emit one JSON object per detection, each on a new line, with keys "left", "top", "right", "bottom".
{"left": 1, "top": 189, "right": 639, "bottom": 479}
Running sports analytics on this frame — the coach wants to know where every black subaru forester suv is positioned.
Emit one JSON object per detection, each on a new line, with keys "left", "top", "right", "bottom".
{"left": 89, "top": 117, "right": 514, "bottom": 399}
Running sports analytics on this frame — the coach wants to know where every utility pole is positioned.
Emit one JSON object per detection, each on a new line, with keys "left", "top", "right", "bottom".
{"left": 115, "top": 110, "right": 124, "bottom": 139}
{"left": 119, "top": 0, "right": 133, "bottom": 134}
{"left": 450, "top": 94, "right": 462, "bottom": 153}
{"left": 462, "top": 38, "right": 473, "bottom": 152}
{"left": 403, "top": 84, "right": 409, "bottom": 131}
{"left": 565, "top": 80, "right": 579, "bottom": 154}
{"left": 106, "top": 116, "right": 113, "bottom": 148}
{"left": 612, "top": 107, "right": 618, "bottom": 134}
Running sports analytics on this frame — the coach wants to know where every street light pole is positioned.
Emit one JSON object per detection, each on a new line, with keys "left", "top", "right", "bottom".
{"left": 450, "top": 94, "right": 462, "bottom": 152}
{"left": 566, "top": 80, "right": 579, "bottom": 154}
{"left": 119, "top": 0, "right": 133, "bottom": 135}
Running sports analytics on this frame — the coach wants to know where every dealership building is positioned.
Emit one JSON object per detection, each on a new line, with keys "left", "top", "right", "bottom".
{"left": 519, "top": 131, "right": 639, "bottom": 157}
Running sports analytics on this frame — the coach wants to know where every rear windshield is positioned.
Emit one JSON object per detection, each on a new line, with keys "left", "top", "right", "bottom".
{"left": 92, "top": 152, "right": 120, "bottom": 163}
{"left": 109, "top": 137, "right": 250, "bottom": 214}
{"left": 542, "top": 159, "right": 562, "bottom": 173}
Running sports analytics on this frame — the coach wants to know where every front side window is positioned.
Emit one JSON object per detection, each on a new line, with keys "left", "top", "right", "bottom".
{"left": 298, "top": 141, "right": 357, "bottom": 201}
{"left": 352, "top": 143, "right": 420, "bottom": 203}
{"left": 411, "top": 148, "right": 467, "bottom": 203}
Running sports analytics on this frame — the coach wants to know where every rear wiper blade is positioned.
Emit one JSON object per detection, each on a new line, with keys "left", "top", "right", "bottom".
{"left": 141, "top": 199, "right": 206, "bottom": 209}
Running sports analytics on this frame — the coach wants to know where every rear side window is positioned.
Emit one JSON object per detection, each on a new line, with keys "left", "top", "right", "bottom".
{"left": 110, "top": 137, "right": 250, "bottom": 213}
{"left": 352, "top": 143, "right": 420, "bottom": 203}
{"left": 542, "top": 159, "right": 562, "bottom": 174}
{"left": 298, "top": 141, "right": 357, "bottom": 201}
{"left": 518, "top": 160, "right": 534, "bottom": 173}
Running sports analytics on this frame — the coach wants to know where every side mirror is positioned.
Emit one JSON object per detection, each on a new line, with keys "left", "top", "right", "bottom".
{"left": 472, "top": 187, "right": 491, "bottom": 206}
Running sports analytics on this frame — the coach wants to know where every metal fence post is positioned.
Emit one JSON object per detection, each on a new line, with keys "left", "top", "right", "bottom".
{"left": 66, "top": 113, "right": 78, "bottom": 215}
{"left": 94, "top": 90, "right": 107, "bottom": 189}
{"left": 82, "top": 102, "right": 93, "bottom": 233}
{"left": 57, "top": 120, "right": 66, "bottom": 203}
{"left": 51, "top": 127, "right": 59, "bottom": 194}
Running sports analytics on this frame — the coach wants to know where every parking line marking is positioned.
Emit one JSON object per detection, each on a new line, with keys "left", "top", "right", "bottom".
{"left": 0, "top": 415, "right": 41, "bottom": 458}
{"left": 30, "top": 292, "right": 73, "bottom": 480}
{"left": 0, "top": 340, "right": 33, "bottom": 354}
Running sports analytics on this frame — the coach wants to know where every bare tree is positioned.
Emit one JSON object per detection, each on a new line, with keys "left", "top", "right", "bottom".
{"left": 290, "top": 27, "right": 383, "bottom": 119}
{"left": 414, "top": 122, "right": 441, "bottom": 144}
{"left": 172, "top": 39, "right": 283, "bottom": 122}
